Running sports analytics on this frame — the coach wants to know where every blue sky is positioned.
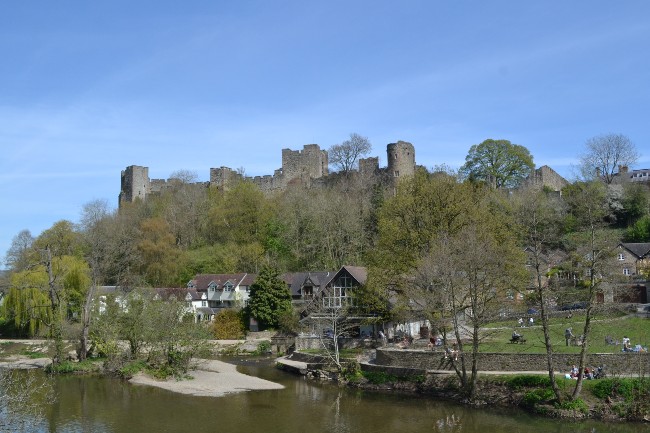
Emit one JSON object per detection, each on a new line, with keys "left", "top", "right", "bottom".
{"left": 1, "top": 1, "right": 649, "bottom": 266}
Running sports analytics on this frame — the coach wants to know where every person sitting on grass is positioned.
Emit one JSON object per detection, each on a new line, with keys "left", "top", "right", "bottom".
{"left": 622, "top": 336, "right": 631, "bottom": 352}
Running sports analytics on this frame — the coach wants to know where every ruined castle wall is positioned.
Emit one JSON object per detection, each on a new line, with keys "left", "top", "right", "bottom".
{"left": 387, "top": 141, "right": 415, "bottom": 180}
{"left": 281, "top": 144, "right": 328, "bottom": 184}
{"left": 120, "top": 142, "right": 420, "bottom": 204}
{"left": 359, "top": 157, "right": 379, "bottom": 176}
{"left": 210, "top": 167, "right": 245, "bottom": 189}
{"left": 119, "top": 165, "right": 150, "bottom": 204}
{"left": 526, "top": 165, "right": 569, "bottom": 192}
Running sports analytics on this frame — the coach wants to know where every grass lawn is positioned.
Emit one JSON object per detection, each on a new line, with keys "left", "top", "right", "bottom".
{"left": 478, "top": 314, "right": 649, "bottom": 354}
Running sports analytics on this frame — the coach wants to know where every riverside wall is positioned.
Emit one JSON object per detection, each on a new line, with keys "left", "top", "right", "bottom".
{"left": 375, "top": 348, "right": 650, "bottom": 375}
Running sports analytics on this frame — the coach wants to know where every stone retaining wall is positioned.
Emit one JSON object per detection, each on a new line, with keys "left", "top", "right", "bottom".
{"left": 296, "top": 336, "right": 379, "bottom": 351}
{"left": 375, "top": 348, "right": 650, "bottom": 375}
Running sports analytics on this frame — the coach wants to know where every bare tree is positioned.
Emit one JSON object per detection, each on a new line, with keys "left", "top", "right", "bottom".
{"left": 4, "top": 230, "right": 34, "bottom": 272}
{"left": 579, "top": 133, "right": 639, "bottom": 184}
{"left": 0, "top": 368, "right": 54, "bottom": 432}
{"left": 410, "top": 225, "right": 526, "bottom": 401}
{"left": 563, "top": 181, "right": 617, "bottom": 399}
{"left": 78, "top": 199, "right": 113, "bottom": 360}
{"left": 328, "top": 133, "right": 372, "bottom": 174}
{"left": 513, "top": 189, "right": 566, "bottom": 402}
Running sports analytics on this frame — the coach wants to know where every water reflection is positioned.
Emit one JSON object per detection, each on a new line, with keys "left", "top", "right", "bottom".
{"left": 5, "top": 360, "right": 648, "bottom": 433}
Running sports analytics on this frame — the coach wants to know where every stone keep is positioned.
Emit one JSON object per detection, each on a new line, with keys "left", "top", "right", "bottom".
{"left": 387, "top": 141, "right": 416, "bottom": 180}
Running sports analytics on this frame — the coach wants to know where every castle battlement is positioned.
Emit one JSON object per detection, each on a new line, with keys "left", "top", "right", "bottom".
{"left": 119, "top": 142, "right": 416, "bottom": 207}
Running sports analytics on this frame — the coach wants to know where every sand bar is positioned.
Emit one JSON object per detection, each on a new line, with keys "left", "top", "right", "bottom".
{"left": 129, "top": 359, "right": 284, "bottom": 397}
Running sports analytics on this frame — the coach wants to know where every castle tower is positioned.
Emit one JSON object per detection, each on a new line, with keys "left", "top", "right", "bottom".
{"left": 281, "top": 144, "right": 328, "bottom": 186}
{"left": 119, "top": 165, "right": 151, "bottom": 207}
{"left": 387, "top": 141, "right": 415, "bottom": 180}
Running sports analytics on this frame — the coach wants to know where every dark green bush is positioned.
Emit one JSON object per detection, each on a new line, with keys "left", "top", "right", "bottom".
{"left": 362, "top": 371, "right": 398, "bottom": 384}
{"left": 506, "top": 375, "right": 551, "bottom": 389}
{"left": 522, "top": 388, "right": 555, "bottom": 407}
{"left": 556, "top": 398, "right": 589, "bottom": 414}
{"left": 592, "top": 378, "right": 650, "bottom": 401}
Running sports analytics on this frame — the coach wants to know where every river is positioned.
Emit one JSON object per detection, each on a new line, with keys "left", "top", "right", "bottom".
{"left": 3, "top": 359, "right": 648, "bottom": 433}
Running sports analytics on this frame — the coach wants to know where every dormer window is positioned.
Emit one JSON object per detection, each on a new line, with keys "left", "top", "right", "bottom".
{"left": 224, "top": 282, "right": 233, "bottom": 292}
{"left": 208, "top": 282, "right": 218, "bottom": 292}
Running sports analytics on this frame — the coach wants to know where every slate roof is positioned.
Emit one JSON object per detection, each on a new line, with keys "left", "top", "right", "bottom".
{"left": 340, "top": 266, "right": 368, "bottom": 285}
{"left": 189, "top": 273, "right": 254, "bottom": 291}
{"left": 282, "top": 271, "right": 332, "bottom": 297}
{"left": 620, "top": 243, "right": 650, "bottom": 259}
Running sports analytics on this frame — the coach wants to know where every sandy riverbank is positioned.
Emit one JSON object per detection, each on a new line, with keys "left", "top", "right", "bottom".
{"left": 128, "top": 359, "right": 284, "bottom": 397}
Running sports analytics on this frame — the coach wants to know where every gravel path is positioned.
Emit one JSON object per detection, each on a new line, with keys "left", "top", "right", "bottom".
{"left": 129, "top": 359, "right": 284, "bottom": 397}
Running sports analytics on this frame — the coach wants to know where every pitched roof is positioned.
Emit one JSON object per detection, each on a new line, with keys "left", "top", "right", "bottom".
{"left": 620, "top": 243, "right": 650, "bottom": 258}
{"left": 189, "top": 273, "right": 254, "bottom": 291}
{"left": 324, "top": 265, "right": 368, "bottom": 287}
{"left": 282, "top": 271, "right": 333, "bottom": 297}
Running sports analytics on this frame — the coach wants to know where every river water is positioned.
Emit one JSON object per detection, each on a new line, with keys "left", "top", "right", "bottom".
{"left": 4, "top": 359, "right": 648, "bottom": 433}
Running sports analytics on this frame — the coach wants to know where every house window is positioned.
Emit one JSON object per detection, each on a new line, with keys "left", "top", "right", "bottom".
{"left": 618, "top": 253, "right": 625, "bottom": 261}
{"left": 224, "top": 283, "right": 233, "bottom": 292}
{"left": 202, "top": 301, "right": 207, "bottom": 306}
{"left": 623, "top": 268, "right": 630, "bottom": 276}
{"left": 323, "top": 274, "right": 354, "bottom": 308}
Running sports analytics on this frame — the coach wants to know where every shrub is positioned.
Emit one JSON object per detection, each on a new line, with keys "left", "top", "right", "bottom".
{"left": 506, "top": 375, "right": 551, "bottom": 389}
{"left": 118, "top": 360, "right": 147, "bottom": 378}
{"left": 522, "top": 388, "right": 555, "bottom": 407}
{"left": 342, "top": 362, "right": 363, "bottom": 382}
{"left": 592, "top": 378, "right": 650, "bottom": 401}
{"left": 556, "top": 398, "right": 589, "bottom": 414}
{"left": 211, "top": 309, "right": 246, "bottom": 340}
{"left": 253, "top": 340, "right": 272, "bottom": 355}
{"left": 362, "top": 371, "right": 398, "bottom": 384}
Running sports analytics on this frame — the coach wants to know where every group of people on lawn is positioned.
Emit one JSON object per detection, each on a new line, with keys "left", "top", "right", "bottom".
{"left": 566, "top": 365, "right": 600, "bottom": 380}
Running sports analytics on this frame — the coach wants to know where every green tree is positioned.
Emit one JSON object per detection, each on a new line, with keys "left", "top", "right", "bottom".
{"left": 247, "top": 265, "right": 292, "bottom": 330}
{"left": 137, "top": 218, "right": 183, "bottom": 286}
{"left": 620, "top": 183, "right": 650, "bottom": 226}
{"left": 624, "top": 215, "right": 650, "bottom": 242}
{"left": 460, "top": 139, "right": 534, "bottom": 189}
{"left": 370, "top": 170, "right": 475, "bottom": 293}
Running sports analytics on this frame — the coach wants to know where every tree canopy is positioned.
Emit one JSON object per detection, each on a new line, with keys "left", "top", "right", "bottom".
{"left": 246, "top": 265, "right": 292, "bottom": 330}
{"left": 579, "top": 133, "right": 639, "bottom": 184}
{"left": 459, "top": 139, "right": 534, "bottom": 189}
{"left": 328, "top": 133, "right": 372, "bottom": 174}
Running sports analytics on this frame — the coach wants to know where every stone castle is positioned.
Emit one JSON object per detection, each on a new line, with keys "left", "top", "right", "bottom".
{"left": 119, "top": 141, "right": 417, "bottom": 206}
{"left": 118, "top": 140, "right": 573, "bottom": 207}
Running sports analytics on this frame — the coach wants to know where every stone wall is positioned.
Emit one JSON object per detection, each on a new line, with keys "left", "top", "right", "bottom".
{"left": 387, "top": 141, "right": 415, "bottom": 180}
{"left": 525, "top": 165, "right": 569, "bottom": 192}
{"left": 296, "top": 336, "right": 379, "bottom": 351}
{"left": 375, "top": 348, "right": 650, "bottom": 375}
{"left": 119, "top": 165, "right": 150, "bottom": 205}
